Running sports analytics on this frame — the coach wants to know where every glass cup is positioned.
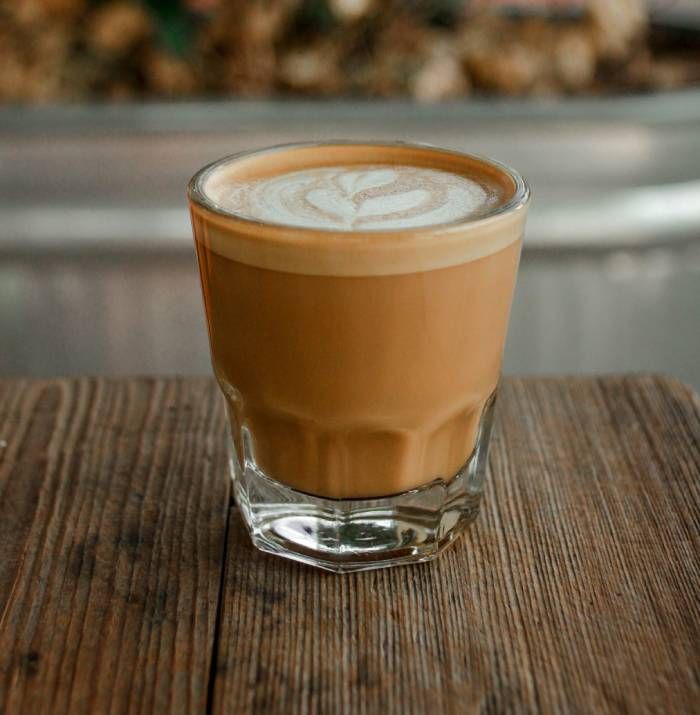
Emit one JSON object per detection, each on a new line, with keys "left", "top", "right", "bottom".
{"left": 188, "top": 142, "right": 529, "bottom": 572}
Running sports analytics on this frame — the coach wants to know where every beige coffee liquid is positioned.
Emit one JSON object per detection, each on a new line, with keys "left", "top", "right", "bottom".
{"left": 190, "top": 144, "right": 526, "bottom": 498}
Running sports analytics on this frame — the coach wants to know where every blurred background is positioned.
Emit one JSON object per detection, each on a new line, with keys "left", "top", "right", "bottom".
{"left": 1, "top": 0, "right": 699, "bottom": 385}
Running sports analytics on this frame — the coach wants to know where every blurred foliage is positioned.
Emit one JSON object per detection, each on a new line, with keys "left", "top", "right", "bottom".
{"left": 294, "top": 0, "right": 337, "bottom": 34}
{"left": 0, "top": 0, "right": 698, "bottom": 103}
{"left": 142, "top": 0, "right": 194, "bottom": 56}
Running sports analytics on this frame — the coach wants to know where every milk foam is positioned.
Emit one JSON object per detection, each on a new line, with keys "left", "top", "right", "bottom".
{"left": 204, "top": 164, "right": 498, "bottom": 231}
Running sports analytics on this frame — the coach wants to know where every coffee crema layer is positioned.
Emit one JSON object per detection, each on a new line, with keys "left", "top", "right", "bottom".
{"left": 205, "top": 164, "right": 497, "bottom": 231}
{"left": 190, "top": 143, "right": 526, "bottom": 276}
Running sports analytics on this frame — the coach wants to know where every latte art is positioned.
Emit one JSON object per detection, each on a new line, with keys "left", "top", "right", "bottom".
{"left": 205, "top": 164, "right": 497, "bottom": 230}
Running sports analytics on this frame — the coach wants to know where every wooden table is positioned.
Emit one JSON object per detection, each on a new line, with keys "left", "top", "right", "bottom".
{"left": 0, "top": 376, "right": 698, "bottom": 714}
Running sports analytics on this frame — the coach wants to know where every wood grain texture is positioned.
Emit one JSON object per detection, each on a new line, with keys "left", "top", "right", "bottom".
{"left": 0, "top": 376, "right": 698, "bottom": 714}
{"left": 0, "top": 378, "right": 229, "bottom": 714}
{"left": 210, "top": 376, "right": 700, "bottom": 715}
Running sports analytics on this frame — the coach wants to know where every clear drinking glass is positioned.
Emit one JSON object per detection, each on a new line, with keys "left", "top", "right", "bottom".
{"left": 188, "top": 142, "right": 529, "bottom": 572}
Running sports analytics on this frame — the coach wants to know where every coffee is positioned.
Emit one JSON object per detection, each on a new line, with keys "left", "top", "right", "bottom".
{"left": 204, "top": 164, "right": 498, "bottom": 230}
{"left": 190, "top": 143, "right": 525, "bottom": 499}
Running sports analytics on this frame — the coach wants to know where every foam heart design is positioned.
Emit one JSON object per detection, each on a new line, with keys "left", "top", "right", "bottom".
{"left": 211, "top": 164, "right": 493, "bottom": 230}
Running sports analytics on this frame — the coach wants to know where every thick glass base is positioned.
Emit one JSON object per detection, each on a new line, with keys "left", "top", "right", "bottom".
{"left": 231, "top": 394, "right": 496, "bottom": 573}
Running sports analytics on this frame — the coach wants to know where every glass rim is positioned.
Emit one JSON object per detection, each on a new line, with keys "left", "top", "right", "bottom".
{"left": 187, "top": 140, "right": 530, "bottom": 237}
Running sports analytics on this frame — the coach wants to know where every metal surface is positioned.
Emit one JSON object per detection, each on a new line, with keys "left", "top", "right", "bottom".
{"left": 1, "top": 95, "right": 699, "bottom": 385}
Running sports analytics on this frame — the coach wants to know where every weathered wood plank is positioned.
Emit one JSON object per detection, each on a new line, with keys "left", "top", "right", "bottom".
{"left": 1, "top": 375, "right": 698, "bottom": 714}
{"left": 210, "top": 376, "right": 700, "bottom": 715}
{"left": 0, "top": 378, "right": 230, "bottom": 714}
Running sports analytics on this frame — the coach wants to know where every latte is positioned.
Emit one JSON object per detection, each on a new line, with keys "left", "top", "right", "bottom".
{"left": 204, "top": 164, "right": 498, "bottom": 230}
{"left": 189, "top": 143, "right": 527, "bottom": 499}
